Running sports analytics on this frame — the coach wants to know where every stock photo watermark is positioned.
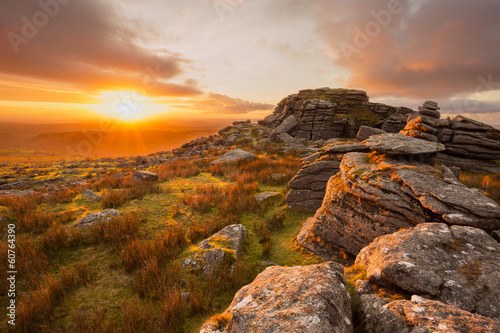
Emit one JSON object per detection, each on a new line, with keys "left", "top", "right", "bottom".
{"left": 339, "top": 0, "right": 403, "bottom": 61}
{"left": 212, "top": 0, "right": 242, "bottom": 21}
{"left": 6, "top": 224, "right": 17, "bottom": 326}
{"left": 451, "top": 74, "right": 500, "bottom": 114}
{"left": 7, "top": 0, "right": 72, "bottom": 54}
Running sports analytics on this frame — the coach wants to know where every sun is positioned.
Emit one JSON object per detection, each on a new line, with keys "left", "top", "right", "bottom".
{"left": 90, "top": 91, "right": 156, "bottom": 121}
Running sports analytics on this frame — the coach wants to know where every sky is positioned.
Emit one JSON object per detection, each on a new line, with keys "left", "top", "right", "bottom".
{"left": 1, "top": 0, "right": 500, "bottom": 125}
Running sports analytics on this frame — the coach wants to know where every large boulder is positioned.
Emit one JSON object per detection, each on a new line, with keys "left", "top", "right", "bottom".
{"left": 357, "top": 294, "right": 500, "bottom": 333}
{"left": 297, "top": 151, "right": 500, "bottom": 258}
{"left": 210, "top": 149, "right": 257, "bottom": 165}
{"left": 356, "top": 223, "right": 500, "bottom": 320}
{"left": 73, "top": 209, "right": 121, "bottom": 228}
{"left": 269, "top": 115, "right": 299, "bottom": 140}
{"left": 356, "top": 126, "right": 386, "bottom": 141}
{"left": 183, "top": 224, "right": 247, "bottom": 278}
{"left": 199, "top": 262, "right": 353, "bottom": 333}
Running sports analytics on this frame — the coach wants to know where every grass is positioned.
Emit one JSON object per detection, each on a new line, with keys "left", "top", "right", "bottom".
{"left": 0, "top": 148, "right": 323, "bottom": 333}
{"left": 459, "top": 172, "right": 500, "bottom": 204}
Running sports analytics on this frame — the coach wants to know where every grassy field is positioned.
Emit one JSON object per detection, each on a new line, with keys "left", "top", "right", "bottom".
{"left": 0, "top": 150, "right": 322, "bottom": 333}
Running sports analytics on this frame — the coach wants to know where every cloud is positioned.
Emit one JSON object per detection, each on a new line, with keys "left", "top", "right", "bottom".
{"left": 166, "top": 92, "right": 274, "bottom": 114}
{"left": 312, "top": 0, "right": 500, "bottom": 99}
{"left": 0, "top": 0, "right": 201, "bottom": 97}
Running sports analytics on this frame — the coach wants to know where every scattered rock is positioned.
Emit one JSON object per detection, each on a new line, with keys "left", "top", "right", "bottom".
{"left": 255, "top": 192, "right": 280, "bottom": 203}
{"left": 82, "top": 189, "right": 102, "bottom": 201}
{"left": 73, "top": 209, "right": 121, "bottom": 228}
{"left": 183, "top": 224, "right": 247, "bottom": 278}
{"left": 132, "top": 170, "right": 159, "bottom": 181}
{"left": 0, "top": 189, "right": 37, "bottom": 197}
{"left": 200, "top": 262, "right": 353, "bottom": 333}
{"left": 210, "top": 149, "right": 257, "bottom": 165}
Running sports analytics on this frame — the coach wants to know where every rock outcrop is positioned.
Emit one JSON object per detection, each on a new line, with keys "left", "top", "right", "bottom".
{"left": 73, "top": 209, "right": 121, "bottom": 228}
{"left": 286, "top": 141, "right": 369, "bottom": 210}
{"left": 297, "top": 134, "right": 500, "bottom": 258}
{"left": 183, "top": 224, "right": 247, "bottom": 278}
{"left": 268, "top": 88, "right": 401, "bottom": 141}
{"left": 199, "top": 262, "right": 353, "bottom": 333}
{"left": 356, "top": 223, "right": 500, "bottom": 320}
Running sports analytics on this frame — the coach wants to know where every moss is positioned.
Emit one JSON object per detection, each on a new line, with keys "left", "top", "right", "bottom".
{"left": 458, "top": 260, "right": 483, "bottom": 285}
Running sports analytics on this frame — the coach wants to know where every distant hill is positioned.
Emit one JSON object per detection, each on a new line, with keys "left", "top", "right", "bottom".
{"left": 16, "top": 130, "right": 218, "bottom": 157}
{"left": 0, "top": 121, "right": 226, "bottom": 157}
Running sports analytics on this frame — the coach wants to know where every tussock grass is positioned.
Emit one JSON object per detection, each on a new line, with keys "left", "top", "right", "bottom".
{"left": 460, "top": 172, "right": 500, "bottom": 204}
{"left": 210, "top": 155, "right": 301, "bottom": 186}
{"left": 102, "top": 181, "right": 163, "bottom": 209}
{"left": 16, "top": 264, "right": 94, "bottom": 332}
{"left": 155, "top": 159, "right": 201, "bottom": 181}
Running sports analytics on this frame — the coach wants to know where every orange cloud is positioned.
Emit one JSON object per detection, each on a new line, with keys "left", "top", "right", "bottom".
{"left": 0, "top": 0, "right": 201, "bottom": 98}
{"left": 311, "top": 0, "right": 500, "bottom": 99}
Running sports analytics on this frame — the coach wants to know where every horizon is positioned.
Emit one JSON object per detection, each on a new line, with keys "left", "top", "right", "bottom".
{"left": 1, "top": 0, "right": 500, "bottom": 127}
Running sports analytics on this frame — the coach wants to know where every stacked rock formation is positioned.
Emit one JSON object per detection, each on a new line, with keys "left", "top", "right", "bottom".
{"left": 296, "top": 133, "right": 500, "bottom": 259}
{"left": 263, "top": 89, "right": 500, "bottom": 174}
{"left": 286, "top": 141, "right": 368, "bottom": 211}
{"left": 261, "top": 88, "right": 401, "bottom": 141}
{"left": 400, "top": 101, "right": 440, "bottom": 142}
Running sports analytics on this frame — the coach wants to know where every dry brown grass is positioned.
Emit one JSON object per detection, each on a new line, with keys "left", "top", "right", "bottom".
{"left": 460, "top": 172, "right": 500, "bottom": 205}
{"left": 121, "top": 225, "right": 186, "bottom": 273}
{"left": 16, "top": 264, "right": 92, "bottom": 332}
{"left": 101, "top": 181, "right": 163, "bottom": 208}
{"left": 89, "top": 211, "right": 144, "bottom": 246}
{"left": 155, "top": 159, "right": 201, "bottom": 181}
{"left": 210, "top": 155, "right": 301, "bottom": 186}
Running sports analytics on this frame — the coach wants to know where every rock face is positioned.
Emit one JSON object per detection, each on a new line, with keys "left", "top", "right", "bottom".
{"left": 356, "top": 126, "right": 386, "bottom": 141}
{"left": 268, "top": 88, "right": 400, "bottom": 141}
{"left": 73, "top": 209, "right": 121, "bottom": 228}
{"left": 182, "top": 224, "right": 247, "bottom": 278}
{"left": 365, "top": 133, "right": 445, "bottom": 155}
{"left": 199, "top": 262, "right": 353, "bottom": 333}
{"left": 286, "top": 141, "right": 369, "bottom": 211}
{"left": 210, "top": 149, "right": 257, "bottom": 165}
{"left": 357, "top": 294, "right": 500, "bottom": 333}
{"left": 297, "top": 142, "right": 500, "bottom": 258}
{"left": 356, "top": 223, "right": 500, "bottom": 320}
